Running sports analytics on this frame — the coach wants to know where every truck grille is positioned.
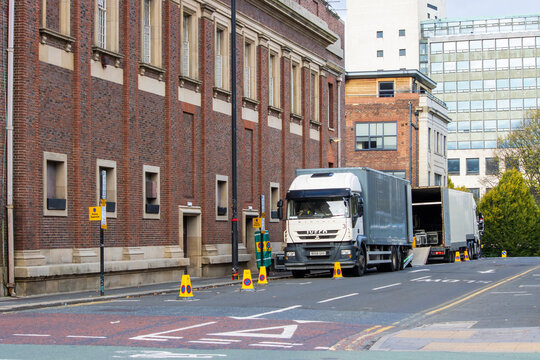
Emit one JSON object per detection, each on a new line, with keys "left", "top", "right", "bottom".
{"left": 296, "top": 230, "right": 339, "bottom": 241}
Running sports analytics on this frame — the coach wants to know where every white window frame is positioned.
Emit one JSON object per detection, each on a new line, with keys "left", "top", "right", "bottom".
{"left": 181, "top": 4, "right": 199, "bottom": 79}
{"left": 141, "top": 0, "right": 162, "bottom": 67}
{"left": 96, "top": 159, "right": 117, "bottom": 218}
{"left": 216, "top": 175, "right": 228, "bottom": 221}
{"left": 143, "top": 165, "right": 160, "bottom": 219}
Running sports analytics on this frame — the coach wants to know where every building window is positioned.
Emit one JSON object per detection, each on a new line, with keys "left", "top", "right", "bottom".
{"left": 399, "top": 48, "right": 406, "bottom": 56}
{"left": 377, "top": 50, "right": 384, "bottom": 58}
{"left": 97, "top": 160, "right": 117, "bottom": 217}
{"left": 328, "top": 82, "right": 334, "bottom": 129}
{"left": 399, "top": 29, "right": 406, "bottom": 37}
{"left": 434, "top": 173, "right": 442, "bottom": 186}
{"left": 376, "top": 31, "right": 383, "bottom": 38}
{"left": 310, "top": 71, "right": 319, "bottom": 122}
{"left": 244, "top": 39, "right": 256, "bottom": 99}
{"left": 355, "top": 122, "right": 397, "bottom": 150}
{"left": 448, "top": 158, "right": 460, "bottom": 175}
{"left": 95, "top": 0, "right": 119, "bottom": 52}
{"left": 215, "top": 26, "right": 228, "bottom": 89}
{"left": 181, "top": 9, "right": 198, "bottom": 79}
{"left": 44, "top": 152, "right": 68, "bottom": 216}
{"left": 141, "top": 0, "right": 162, "bottom": 67}
{"left": 270, "top": 182, "right": 280, "bottom": 221}
{"left": 291, "top": 61, "right": 301, "bottom": 115}
{"left": 269, "top": 51, "right": 280, "bottom": 108}
{"left": 216, "top": 175, "right": 228, "bottom": 220}
{"left": 378, "top": 81, "right": 394, "bottom": 97}
{"left": 485, "top": 158, "right": 499, "bottom": 175}
{"left": 466, "top": 158, "right": 480, "bottom": 175}
{"left": 143, "top": 165, "right": 160, "bottom": 219}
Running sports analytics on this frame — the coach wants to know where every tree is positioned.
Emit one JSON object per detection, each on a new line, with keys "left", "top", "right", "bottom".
{"left": 447, "top": 177, "right": 469, "bottom": 192}
{"left": 496, "top": 110, "right": 540, "bottom": 203}
{"left": 478, "top": 169, "right": 540, "bottom": 257}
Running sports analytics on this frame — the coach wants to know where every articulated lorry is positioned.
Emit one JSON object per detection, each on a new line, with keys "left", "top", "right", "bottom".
{"left": 277, "top": 167, "right": 413, "bottom": 277}
{"left": 412, "top": 187, "right": 481, "bottom": 262}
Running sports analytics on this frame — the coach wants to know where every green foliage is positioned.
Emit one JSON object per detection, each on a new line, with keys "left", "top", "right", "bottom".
{"left": 497, "top": 110, "right": 540, "bottom": 204}
{"left": 478, "top": 169, "right": 540, "bottom": 257}
{"left": 447, "top": 176, "right": 469, "bottom": 192}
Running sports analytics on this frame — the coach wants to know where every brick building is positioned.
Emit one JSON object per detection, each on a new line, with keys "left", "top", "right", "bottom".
{"left": 345, "top": 70, "right": 450, "bottom": 187}
{"left": 1, "top": 0, "right": 345, "bottom": 296}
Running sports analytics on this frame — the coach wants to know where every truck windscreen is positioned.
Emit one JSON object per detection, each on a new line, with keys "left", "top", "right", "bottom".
{"left": 288, "top": 198, "right": 349, "bottom": 219}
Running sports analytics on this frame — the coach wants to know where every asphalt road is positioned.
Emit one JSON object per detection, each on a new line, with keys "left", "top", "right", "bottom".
{"left": 0, "top": 257, "right": 539, "bottom": 359}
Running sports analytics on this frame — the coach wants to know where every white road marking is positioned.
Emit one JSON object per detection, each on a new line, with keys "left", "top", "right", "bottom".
{"left": 286, "top": 282, "right": 312, "bottom": 285}
{"left": 130, "top": 321, "right": 217, "bottom": 342}
{"left": 67, "top": 335, "right": 107, "bottom": 339}
{"left": 293, "top": 319, "right": 326, "bottom": 324}
{"left": 410, "top": 269, "right": 430, "bottom": 273}
{"left": 315, "top": 346, "right": 331, "bottom": 350}
{"left": 519, "top": 285, "right": 540, "bottom": 288}
{"left": 199, "top": 338, "right": 242, "bottom": 343}
{"left": 491, "top": 291, "right": 528, "bottom": 294}
{"left": 189, "top": 340, "right": 234, "bottom": 345}
{"left": 257, "top": 341, "right": 303, "bottom": 345}
{"left": 230, "top": 305, "right": 302, "bottom": 320}
{"left": 13, "top": 334, "right": 50, "bottom": 337}
{"left": 114, "top": 350, "right": 227, "bottom": 358}
{"left": 410, "top": 276, "right": 431, "bottom": 282}
{"left": 209, "top": 325, "right": 298, "bottom": 339}
{"left": 249, "top": 343, "right": 293, "bottom": 348}
{"left": 372, "top": 283, "right": 401, "bottom": 291}
{"left": 113, "top": 299, "right": 140, "bottom": 302}
{"left": 514, "top": 293, "right": 533, "bottom": 296}
{"left": 165, "top": 299, "right": 200, "bottom": 302}
{"left": 110, "top": 321, "right": 120, "bottom": 324}
{"left": 478, "top": 269, "right": 495, "bottom": 274}
{"left": 317, "top": 293, "right": 358, "bottom": 303}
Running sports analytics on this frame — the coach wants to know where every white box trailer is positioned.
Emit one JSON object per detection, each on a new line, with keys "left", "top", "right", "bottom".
{"left": 412, "top": 187, "right": 480, "bottom": 262}
{"left": 279, "top": 167, "right": 413, "bottom": 277}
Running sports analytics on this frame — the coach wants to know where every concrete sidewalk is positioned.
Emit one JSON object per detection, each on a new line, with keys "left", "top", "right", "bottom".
{"left": 0, "top": 271, "right": 291, "bottom": 312}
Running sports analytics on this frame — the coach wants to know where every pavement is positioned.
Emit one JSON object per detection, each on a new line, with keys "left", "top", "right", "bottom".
{"left": 0, "top": 271, "right": 291, "bottom": 312}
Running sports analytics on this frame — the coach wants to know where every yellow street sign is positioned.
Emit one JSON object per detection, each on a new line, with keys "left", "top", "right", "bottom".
{"left": 100, "top": 199, "right": 107, "bottom": 207}
{"left": 253, "top": 217, "right": 262, "bottom": 228}
{"left": 89, "top": 207, "right": 101, "bottom": 221}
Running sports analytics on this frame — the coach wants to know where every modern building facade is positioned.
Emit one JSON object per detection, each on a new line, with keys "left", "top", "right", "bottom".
{"left": 420, "top": 15, "right": 540, "bottom": 198}
{"left": 345, "top": 70, "right": 450, "bottom": 187}
{"left": 345, "top": 0, "right": 445, "bottom": 72}
{"left": 1, "top": 0, "right": 345, "bottom": 296}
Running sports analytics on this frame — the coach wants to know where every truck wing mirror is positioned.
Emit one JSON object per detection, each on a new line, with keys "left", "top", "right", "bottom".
{"left": 277, "top": 199, "right": 283, "bottom": 220}
{"left": 357, "top": 197, "right": 364, "bottom": 218}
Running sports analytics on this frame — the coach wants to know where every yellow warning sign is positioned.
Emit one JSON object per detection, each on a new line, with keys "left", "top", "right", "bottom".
{"left": 89, "top": 207, "right": 101, "bottom": 221}
{"left": 253, "top": 217, "right": 262, "bottom": 228}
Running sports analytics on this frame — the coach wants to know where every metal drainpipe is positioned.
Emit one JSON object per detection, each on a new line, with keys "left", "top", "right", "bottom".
{"left": 337, "top": 76, "right": 342, "bottom": 167}
{"left": 409, "top": 101, "right": 412, "bottom": 185}
{"left": 6, "top": 0, "right": 15, "bottom": 295}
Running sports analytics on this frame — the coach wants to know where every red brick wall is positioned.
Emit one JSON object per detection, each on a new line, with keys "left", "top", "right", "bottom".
{"left": 345, "top": 93, "right": 420, "bottom": 186}
{"left": 11, "top": 0, "right": 344, "bottom": 258}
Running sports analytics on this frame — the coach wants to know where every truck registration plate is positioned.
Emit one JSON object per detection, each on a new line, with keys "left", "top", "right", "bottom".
{"left": 310, "top": 251, "right": 327, "bottom": 256}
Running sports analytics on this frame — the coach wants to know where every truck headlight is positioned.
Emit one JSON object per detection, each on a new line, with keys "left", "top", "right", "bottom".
{"left": 286, "top": 251, "right": 295, "bottom": 257}
{"left": 341, "top": 249, "right": 351, "bottom": 255}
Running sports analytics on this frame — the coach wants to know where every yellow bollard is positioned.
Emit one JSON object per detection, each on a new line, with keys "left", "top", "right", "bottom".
{"left": 241, "top": 269, "right": 255, "bottom": 291}
{"left": 502, "top": 250, "right": 507, "bottom": 258}
{"left": 178, "top": 274, "right": 194, "bottom": 299}
{"left": 464, "top": 250, "right": 470, "bottom": 261}
{"left": 258, "top": 266, "right": 268, "bottom": 285}
{"left": 333, "top": 262, "right": 343, "bottom": 279}
{"left": 454, "top": 251, "right": 461, "bottom": 262}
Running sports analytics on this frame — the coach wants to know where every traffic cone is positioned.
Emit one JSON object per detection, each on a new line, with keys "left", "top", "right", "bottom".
{"left": 258, "top": 266, "right": 268, "bottom": 285}
{"left": 333, "top": 262, "right": 343, "bottom": 279}
{"left": 178, "top": 274, "right": 194, "bottom": 299}
{"left": 455, "top": 251, "right": 461, "bottom": 262}
{"left": 241, "top": 269, "right": 255, "bottom": 291}
{"left": 464, "top": 250, "right": 470, "bottom": 261}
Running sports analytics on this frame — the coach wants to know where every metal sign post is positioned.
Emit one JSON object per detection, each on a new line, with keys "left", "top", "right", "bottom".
{"left": 100, "top": 170, "right": 106, "bottom": 296}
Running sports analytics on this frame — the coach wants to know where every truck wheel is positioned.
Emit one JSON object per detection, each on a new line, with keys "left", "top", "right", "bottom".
{"left": 291, "top": 270, "right": 306, "bottom": 278}
{"left": 390, "top": 246, "right": 399, "bottom": 272}
{"left": 348, "top": 247, "right": 366, "bottom": 277}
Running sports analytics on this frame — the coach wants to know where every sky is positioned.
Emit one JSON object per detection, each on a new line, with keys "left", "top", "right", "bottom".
{"left": 328, "top": 0, "right": 540, "bottom": 20}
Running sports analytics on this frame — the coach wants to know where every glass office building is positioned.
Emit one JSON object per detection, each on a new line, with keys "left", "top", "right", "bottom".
{"left": 420, "top": 15, "right": 540, "bottom": 197}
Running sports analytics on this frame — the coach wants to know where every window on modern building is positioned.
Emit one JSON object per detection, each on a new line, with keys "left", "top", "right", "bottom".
{"left": 430, "top": 43, "right": 442, "bottom": 54}
{"left": 215, "top": 26, "right": 229, "bottom": 89}
{"left": 446, "top": 101, "right": 456, "bottom": 112}
{"left": 444, "top": 61, "right": 456, "bottom": 72}
{"left": 457, "top": 81, "right": 469, "bottom": 92}
{"left": 269, "top": 182, "right": 280, "bottom": 221}
{"left": 377, "top": 50, "right": 384, "bottom": 58}
{"left": 95, "top": 0, "right": 119, "bottom": 52}
{"left": 497, "top": 99, "right": 509, "bottom": 111}
{"left": 496, "top": 38, "right": 509, "bottom": 49}
{"left": 310, "top": 71, "right": 319, "bottom": 122}
{"left": 427, "top": 13, "right": 430, "bottom": 19}
{"left": 496, "top": 58, "right": 509, "bottom": 70}
{"left": 457, "top": 41, "right": 468, "bottom": 52}
{"left": 291, "top": 61, "right": 301, "bottom": 115}
{"left": 457, "top": 61, "right": 469, "bottom": 72}
{"left": 44, "top": 152, "right": 68, "bottom": 216}
{"left": 471, "top": 80, "right": 482, "bottom": 91}
{"left": 448, "top": 158, "right": 460, "bottom": 175}
{"left": 470, "top": 60, "right": 482, "bottom": 71}
{"left": 399, "top": 29, "right": 406, "bottom": 36}
{"left": 244, "top": 39, "right": 256, "bottom": 99}
{"left": 496, "top": 79, "right": 509, "bottom": 90}
{"left": 523, "top": 37, "right": 535, "bottom": 48}
{"left": 378, "top": 81, "right": 394, "bottom": 97}
{"left": 483, "top": 79, "right": 495, "bottom": 91}
{"left": 485, "top": 157, "right": 499, "bottom": 175}
{"left": 485, "top": 140, "right": 497, "bottom": 148}
{"left": 524, "top": 98, "right": 537, "bottom": 109}
{"left": 509, "top": 38, "right": 521, "bottom": 49}
{"left": 399, "top": 48, "right": 406, "bottom": 56}
{"left": 355, "top": 122, "right": 397, "bottom": 150}
{"left": 471, "top": 141, "right": 483, "bottom": 149}
{"left": 448, "top": 141, "right": 457, "bottom": 150}
{"left": 470, "top": 40, "right": 482, "bottom": 51}
{"left": 97, "top": 160, "right": 117, "bottom": 216}
{"left": 43, "top": 0, "right": 71, "bottom": 35}
{"left": 483, "top": 39, "right": 495, "bottom": 50}
{"left": 444, "top": 81, "right": 456, "bottom": 92}
{"left": 434, "top": 174, "right": 442, "bottom": 186}
{"left": 376, "top": 30, "right": 383, "bottom": 38}
{"left": 431, "top": 62, "right": 443, "bottom": 73}
{"left": 523, "top": 57, "right": 535, "bottom": 68}
{"left": 458, "top": 101, "right": 469, "bottom": 112}
{"left": 509, "top": 58, "right": 522, "bottom": 69}
{"left": 216, "top": 175, "right": 228, "bottom": 220}
{"left": 484, "top": 120, "right": 497, "bottom": 131}
{"left": 444, "top": 42, "right": 456, "bottom": 53}
{"left": 466, "top": 158, "right": 480, "bottom": 175}
{"left": 328, "top": 82, "right": 334, "bottom": 129}
{"left": 469, "top": 188, "right": 480, "bottom": 200}
{"left": 143, "top": 165, "right": 160, "bottom": 218}
{"left": 181, "top": 9, "right": 198, "bottom": 79}
{"left": 448, "top": 122, "right": 457, "bottom": 132}
{"left": 484, "top": 100, "right": 496, "bottom": 111}
{"left": 483, "top": 59, "right": 495, "bottom": 70}
{"left": 524, "top": 77, "right": 536, "bottom": 89}
{"left": 505, "top": 157, "right": 519, "bottom": 171}
{"left": 269, "top": 52, "right": 280, "bottom": 108}
{"left": 141, "top": 0, "right": 162, "bottom": 67}
{"left": 382, "top": 170, "right": 406, "bottom": 179}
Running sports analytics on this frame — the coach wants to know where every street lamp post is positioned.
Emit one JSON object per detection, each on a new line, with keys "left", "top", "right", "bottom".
{"left": 231, "top": 0, "right": 239, "bottom": 280}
